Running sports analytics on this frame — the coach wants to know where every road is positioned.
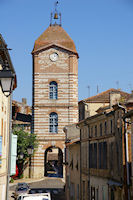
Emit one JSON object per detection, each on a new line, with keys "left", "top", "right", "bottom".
{"left": 9, "top": 177, "right": 66, "bottom": 200}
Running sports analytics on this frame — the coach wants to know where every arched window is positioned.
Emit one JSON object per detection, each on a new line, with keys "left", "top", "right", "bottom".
{"left": 49, "top": 112, "right": 58, "bottom": 133}
{"left": 49, "top": 81, "right": 58, "bottom": 99}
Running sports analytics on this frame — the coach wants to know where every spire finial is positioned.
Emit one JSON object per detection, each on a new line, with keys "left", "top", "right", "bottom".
{"left": 50, "top": 1, "right": 62, "bottom": 26}
{"left": 55, "top": 1, "right": 59, "bottom": 12}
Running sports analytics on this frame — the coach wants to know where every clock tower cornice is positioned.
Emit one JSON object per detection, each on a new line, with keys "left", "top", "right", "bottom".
{"left": 32, "top": 43, "right": 79, "bottom": 58}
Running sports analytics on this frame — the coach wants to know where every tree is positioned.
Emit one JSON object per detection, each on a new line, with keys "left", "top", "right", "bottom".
{"left": 13, "top": 126, "right": 38, "bottom": 177}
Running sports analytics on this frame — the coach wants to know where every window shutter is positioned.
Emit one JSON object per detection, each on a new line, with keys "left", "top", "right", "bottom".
{"left": 0, "top": 136, "right": 2, "bottom": 167}
{"left": 10, "top": 134, "right": 17, "bottom": 175}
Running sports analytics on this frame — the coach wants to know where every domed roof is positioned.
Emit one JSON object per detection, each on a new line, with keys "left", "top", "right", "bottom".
{"left": 32, "top": 25, "right": 78, "bottom": 55}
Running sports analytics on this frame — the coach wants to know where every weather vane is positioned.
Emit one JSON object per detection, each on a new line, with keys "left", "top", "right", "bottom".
{"left": 55, "top": 1, "right": 59, "bottom": 12}
{"left": 50, "top": 1, "right": 62, "bottom": 26}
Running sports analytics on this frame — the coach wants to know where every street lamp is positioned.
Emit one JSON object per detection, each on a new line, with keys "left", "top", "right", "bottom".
{"left": 19, "top": 152, "right": 24, "bottom": 160}
{"left": 27, "top": 145, "right": 34, "bottom": 156}
{"left": 27, "top": 145, "right": 33, "bottom": 178}
{"left": 0, "top": 65, "right": 15, "bottom": 97}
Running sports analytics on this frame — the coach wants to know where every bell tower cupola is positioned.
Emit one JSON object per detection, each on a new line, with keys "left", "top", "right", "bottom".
{"left": 50, "top": 1, "right": 62, "bottom": 26}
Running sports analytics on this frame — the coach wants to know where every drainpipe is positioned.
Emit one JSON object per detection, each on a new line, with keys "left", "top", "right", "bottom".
{"left": 76, "top": 124, "right": 82, "bottom": 200}
{"left": 80, "top": 128, "right": 82, "bottom": 200}
{"left": 63, "top": 127, "right": 69, "bottom": 200}
{"left": 6, "top": 94, "right": 12, "bottom": 200}
{"left": 117, "top": 103, "right": 130, "bottom": 200}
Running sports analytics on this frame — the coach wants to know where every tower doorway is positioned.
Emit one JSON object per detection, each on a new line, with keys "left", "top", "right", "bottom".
{"left": 44, "top": 146, "right": 63, "bottom": 178}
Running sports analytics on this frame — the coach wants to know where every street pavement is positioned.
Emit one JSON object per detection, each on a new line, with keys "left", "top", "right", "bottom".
{"left": 9, "top": 177, "right": 65, "bottom": 200}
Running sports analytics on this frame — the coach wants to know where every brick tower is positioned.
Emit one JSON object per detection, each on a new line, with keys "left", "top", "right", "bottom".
{"left": 31, "top": 4, "right": 79, "bottom": 178}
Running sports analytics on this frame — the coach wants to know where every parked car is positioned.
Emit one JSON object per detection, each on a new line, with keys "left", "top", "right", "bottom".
{"left": 17, "top": 193, "right": 51, "bottom": 200}
{"left": 14, "top": 183, "right": 30, "bottom": 199}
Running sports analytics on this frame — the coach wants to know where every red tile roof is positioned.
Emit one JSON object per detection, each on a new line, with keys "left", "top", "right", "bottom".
{"left": 32, "top": 25, "right": 78, "bottom": 56}
{"left": 79, "top": 88, "right": 130, "bottom": 103}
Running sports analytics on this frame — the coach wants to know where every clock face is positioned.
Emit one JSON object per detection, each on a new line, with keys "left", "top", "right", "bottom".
{"left": 49, "top": 52, "right": 59, "bottom": 62}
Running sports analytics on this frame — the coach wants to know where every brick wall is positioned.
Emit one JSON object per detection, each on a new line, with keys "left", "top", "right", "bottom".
{"left": 32, "top": 46, "right": 78, "bottom": 178}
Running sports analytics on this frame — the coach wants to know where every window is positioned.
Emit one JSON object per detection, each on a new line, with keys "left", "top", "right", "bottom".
{"left": 88, "top": 181, "right": 90, "bottom": 200}
{"left": 98, "top": 143, "right": 102, "bottom": 169}
{"left": 94, "top": 143, "right": 97, "bottom": 168}
{"left": 70, "top": 156, "right": 73, "bottom": 170}
{"left": 88, "top": 126, "right": 90, "bottom": 137}
{"left": 103, "top": 142, "right": 107, "bottom": 169}
{"left": 91, "top": 187, "right": 95, "bottom": 200}
{"left": 91, "top": 126, "right": 93, "bottom": 137}
{"left": 49, "top": 112, "right": 58, "bottom": 133}
{"left": 89, "top": 143, "right": 97, "bottom": 169}
{"left": 77, "top": 184, "right": 79, "bottom": 200}
{"left": 98, "top": 142, "right": 107, "bottom": 169}
{"left": 70, "top": 183, "right": 75, "bottom": 200}
{"left": 96, "top": 188, "right": 99, "bottom": 200}
{"left": 95, "top": 125, "right": 97, "bottom": 137}
{"left": 102, "top": 186, "right": 106, "bottom": 200}
{"left": 116, "top": 142, "right": 120, "bottom": 174}
{"left": 83, "top": 181, "right": 85, "bottom": 200}
{"left": 100, "top": 123, "right": 102, "bottom": 136}
{"left": 104, "top": 121, "right": 107, "bottom": 134}
{"left": 110, "top": 120, "right": 113, "bottom": 133}
{"left": 110, "top": 142, "right": 114, "bottom": 170}
{"left": 49, "top": 81, "right": 58, "bottom": 99}
{"left": 111, "top": 188, "right": 115, "bottom": 200}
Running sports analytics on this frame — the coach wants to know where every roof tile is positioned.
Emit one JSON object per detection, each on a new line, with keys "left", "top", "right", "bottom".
{"left": 33, "top": 25, "right": 78, "bottom": 55}
{"left": 81, "top": 88, "right": 130, "bottom": 103}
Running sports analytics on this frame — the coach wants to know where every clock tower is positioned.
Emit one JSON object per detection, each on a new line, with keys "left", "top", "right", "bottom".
{"left": 31, "top": 4, "right": 79, "bottom": 178}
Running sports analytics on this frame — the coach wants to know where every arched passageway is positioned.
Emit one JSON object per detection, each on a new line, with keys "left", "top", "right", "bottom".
{"left": 44, "top": 146, "right": 63, "bottom": 178}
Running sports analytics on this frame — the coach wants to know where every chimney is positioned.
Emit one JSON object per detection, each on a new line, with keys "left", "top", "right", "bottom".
{"left": 109, "top": 92, "right": 121, "bottom": 107}
{"left": 22, "top": 98, "right": 27, "bottom": 105}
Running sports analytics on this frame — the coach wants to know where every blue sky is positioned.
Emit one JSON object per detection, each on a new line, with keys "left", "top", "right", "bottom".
{"left": 1, "top": 0, "right": 133, "bottom": 105}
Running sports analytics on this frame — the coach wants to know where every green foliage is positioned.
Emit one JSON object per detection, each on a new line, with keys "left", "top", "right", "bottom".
{"left": 18, "top": 173, "right": 24, "bottom": 179}
{"left": 13, "top": 126, "right": 38, "bottom": 175}
{"left": 10, "top": 177, "right": 14, "bottom": 183}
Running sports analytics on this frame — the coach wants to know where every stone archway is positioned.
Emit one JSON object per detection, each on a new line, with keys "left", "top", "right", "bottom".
{"left": 44, "top": 146, "right": 63, "bottom": 178}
